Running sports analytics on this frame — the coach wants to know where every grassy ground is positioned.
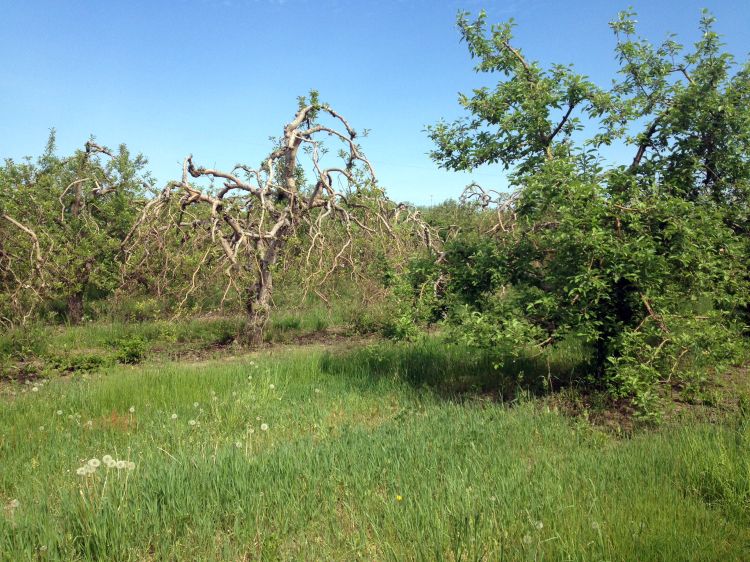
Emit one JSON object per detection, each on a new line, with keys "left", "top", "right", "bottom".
{"left": 1, "top": 341, "right": 748, "bottom": 560}
{"left": 0, "top": 306, "right": 356, "bottom": 379}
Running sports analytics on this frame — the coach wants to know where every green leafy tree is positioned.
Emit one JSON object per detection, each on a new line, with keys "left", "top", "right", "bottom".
{"left": 428, "top": 10, "right": 750, "bottom": 414}
{"left": 0, "top": 132, "right": 151, "bottom": 324}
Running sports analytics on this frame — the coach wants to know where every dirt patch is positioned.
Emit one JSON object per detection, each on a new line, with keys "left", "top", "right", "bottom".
{"left": 96, "top": 410, "right": 137, "bottom": 432}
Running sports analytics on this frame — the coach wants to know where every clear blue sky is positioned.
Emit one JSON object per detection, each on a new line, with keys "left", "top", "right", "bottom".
{"left": 1, "top": 0, "right": 748, "bottom": 204}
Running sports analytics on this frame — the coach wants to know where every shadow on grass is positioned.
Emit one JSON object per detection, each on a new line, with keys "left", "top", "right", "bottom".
{"left": 319, "top": 336, "right": 591, "bottom": 402}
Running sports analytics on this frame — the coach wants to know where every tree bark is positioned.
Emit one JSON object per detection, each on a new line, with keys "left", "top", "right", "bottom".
{"left": 67, "top": 291, "right": 84, "bottom": 325}
{"left": 243, "top": 267, "right": 272, "bottom": 346}
{"left": 241, "top": 235, "right": 285, "bottom": 346}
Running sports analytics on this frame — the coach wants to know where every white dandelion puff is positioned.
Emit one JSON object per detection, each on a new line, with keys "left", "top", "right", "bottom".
{"left": 193, "top": 402, "right": 199, "bottom": 408}
{"left": 88, "top": 458, "right": 101, "bottom": 468}
{"left": 56, "top": 410, "right": 63, "bottom": 416}
{"left": 102, "top": 455, "right": 113, "bottom": 464}
{"left": 171, "top": 413, "right": 178, "bottom": 420}
{"left": 269, "top": 384, "right": 275, "bottom": 390}
{"left": 126, "top": 461, "right": 136, "bottom": 470}
{"left": 31, "top": 386, "right": 39, "bottom": 392}
{"left": 129, "top": 406, "right": 135, "bottom": 413}
{"left": 188, "top": 419, "right": 197, "bottom": 426}
{"left": 260, "top": 423, "right": 269, "bottom": 431}
{"left": 116, "top": 460, "right": 127, "bottom": 469}
{"left": 534, "top": 521, "right": 543, "bottom": 530}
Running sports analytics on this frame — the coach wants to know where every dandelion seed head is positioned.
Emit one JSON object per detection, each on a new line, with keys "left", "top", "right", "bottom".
{"left": 56, "top": 410, "right": 63, "bottom": 416}
{"left": 522, "top": 534, "right": 532, "bottom": 545}
{"left": 39, "top": 426, "right": 45, "bottom": 431}
{"left": 126, "top": 461, "right": 136, "bottom": 470}
{"left": 534, "top": 521, "right": 543, "bottom": 530}
{"left": 188, "top": 419, "right": 197, "bottom": 426}
{"left": 88, "top": 458, "right": 101, "bottom": 468}
{"left": 171, "top": 413, "right": 177, "bottom": 420}
{"left": 116, "top": 460, "right": 126, "bottom": 469}
{"left": 32, "top": 386, "right": 39, "bottom": 392}
{"left": 129, "top": 406, "right": 135, "bottom": 413}
{"left": 260, "top": 423, "right": 269, "bottom": 431}
{"left": 193, "top": 402, "right": 199, "bottom": 408}
{"left": 592, "top": 521, "right": 600, "bottom": 530}
{"left": 269, "top": 384, "right": 275, "bottom": 390}
{"left": 102, "top": 455, "right": 113, "bottom": 464}
{"left": 235, "top": 441, "right": 242, "bottom": 448}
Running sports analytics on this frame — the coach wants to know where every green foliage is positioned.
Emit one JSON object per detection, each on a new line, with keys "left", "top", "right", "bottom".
{"left": 427, "top": 9, "right": 750, "bottom": 415}
{"left": 45, "top": 352, "right": 109, "bottom": 375}
{"left": 0, "top": 132, "right": 151, "bottom": 325}
{"left": 114, "top": 336, "right": 147, "bottom": 364}
{"left": 0, "top": 324, "right": 48, "bottom": 362}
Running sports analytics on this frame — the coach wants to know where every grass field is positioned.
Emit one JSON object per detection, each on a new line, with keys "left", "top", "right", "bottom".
{"left": 1, "top": 341, "right": 749, "bottom": 560}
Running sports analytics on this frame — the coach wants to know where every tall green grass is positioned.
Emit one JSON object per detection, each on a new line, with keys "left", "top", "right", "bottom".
{"left": 1, "top": 345, "right": 748, "bottom": 560}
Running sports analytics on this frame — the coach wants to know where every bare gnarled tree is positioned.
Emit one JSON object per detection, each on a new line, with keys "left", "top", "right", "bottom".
{"left": 134, "top": 97, "right": 393, "bottom": 345}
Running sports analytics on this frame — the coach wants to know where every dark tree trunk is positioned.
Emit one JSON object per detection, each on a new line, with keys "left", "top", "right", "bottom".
{"left": 67, "top": 291, "right": 84, "bottom": 325}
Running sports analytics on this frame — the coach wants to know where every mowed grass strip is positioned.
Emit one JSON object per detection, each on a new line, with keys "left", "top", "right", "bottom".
{"left": 1, "top": 345, "right": 748, "bottom": 561}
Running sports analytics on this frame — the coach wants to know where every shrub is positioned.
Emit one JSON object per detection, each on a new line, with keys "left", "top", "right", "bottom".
{"left": 115, "top": 336, "right": 147, "bottom": 364}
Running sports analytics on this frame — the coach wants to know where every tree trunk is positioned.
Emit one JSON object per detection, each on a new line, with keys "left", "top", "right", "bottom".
{"left": 239, "top": 231, "right": 287, "bottom": 347}
{"left": 241, "top": 261, "right": 274, "bottom": 347}
{"left": 67, "top": 291, "right": 84, "bottom": 325}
